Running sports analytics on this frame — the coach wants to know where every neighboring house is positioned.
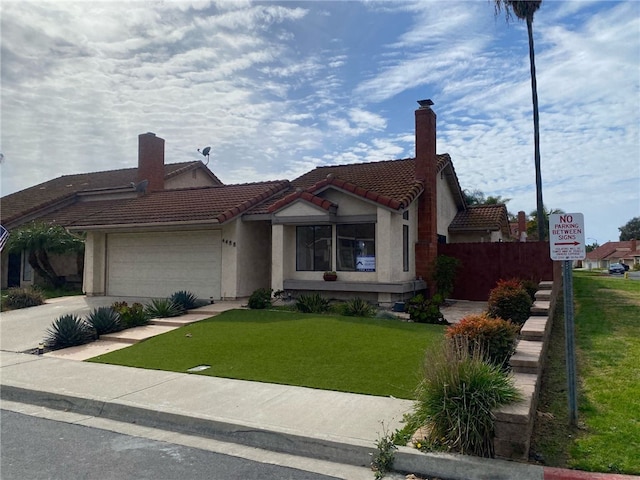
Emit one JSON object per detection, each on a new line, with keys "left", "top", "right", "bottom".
{"left": 1, "top": 101, "right": 504, "bottom": 305}
{"left": 1, "top": 133, "right": 221, "bottom": 289}
{"left": 448, "top": 204, "right": 511, "bottom": 243}
{"left": 584, "top": 239, "right": 639, "bottom": 270}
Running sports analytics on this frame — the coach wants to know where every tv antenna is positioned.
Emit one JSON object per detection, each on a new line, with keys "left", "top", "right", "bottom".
{"left": 198, "top": 146, "right": 211, "bottom": 165}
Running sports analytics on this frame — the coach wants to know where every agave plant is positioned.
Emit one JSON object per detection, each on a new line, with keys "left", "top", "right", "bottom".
{"left": 86, "top": 307, "right": 122, "bottom": 336}
{"left": 44, "top": 314, "right": 96, "bottom": 350}
{"left": 145, "top": 298, "right": 182, "bottom": 318}
{"left": 169, "top": 291, "right": 199, "bottom": 312}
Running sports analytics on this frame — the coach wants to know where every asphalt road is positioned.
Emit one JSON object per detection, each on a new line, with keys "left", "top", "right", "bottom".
{"left": 0, "top": 410, "right": 343, "bottom": 480}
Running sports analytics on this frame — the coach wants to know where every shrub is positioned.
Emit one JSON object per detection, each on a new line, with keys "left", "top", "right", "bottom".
{"left": 407, "top": 293, "right": 448, "bottom": 325}
{"left": 446, "top": 313, "right": 519, "bottom": 369}
{"left": 4, "top": 286, "right": 45, "bottom": 309}
{"left": 432, "top": 255, "right": 461, "bottom": 299}
{"left": 44, "top": 314, "right": 96, "bottom": 350}
{"left": 341, "top": 297, "right": 375, "bottom": 317}
{"left": 112, "top": 301, "right": 149, "bottom": 328}
{"left": 413, "top": 339, "right": 521, "bottom": 457}
{"left": 145, "top": 298, "right": 182, "bottom": 318}
{"left": 487, "top": 278, "right": 532, "bottom": 326}
{"left": 520, "top": 278, "right": 539, "bottom": 302}
{"left": 295, "top": 293, "right": 330, "bottom": 313}
{"left": 248, "top": 288, "right": 273, "bottom": 309}
{"left": 86, "top": 307, "right": 122, "bottom": 335}
{"left": 169, "top": 291, "right": 199, "bottom": 312}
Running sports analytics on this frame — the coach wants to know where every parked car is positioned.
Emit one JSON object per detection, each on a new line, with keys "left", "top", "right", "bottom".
{"left": 609, "top": 263, "right": 626, "bottom": 274}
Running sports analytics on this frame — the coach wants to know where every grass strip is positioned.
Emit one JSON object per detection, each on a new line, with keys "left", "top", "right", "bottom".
{"left": 531, "top": 272, "right": 639, "bottom": 475}
{"left": 88, "top": 309, "right": 445, "bottom": 399}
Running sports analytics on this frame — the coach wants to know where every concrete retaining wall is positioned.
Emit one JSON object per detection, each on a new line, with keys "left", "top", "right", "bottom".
{"left": 494, "top": 279, "right": 561, "bottom": 460}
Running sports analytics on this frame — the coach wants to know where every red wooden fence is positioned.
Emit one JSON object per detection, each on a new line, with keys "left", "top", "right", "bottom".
{"left": 438, "top": 241, "right": 557, "bottom": 301}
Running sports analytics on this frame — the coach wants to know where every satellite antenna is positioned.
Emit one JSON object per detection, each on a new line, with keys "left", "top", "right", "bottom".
{"left": 130, "top": 179, "right": 149, "bottom": 193}
{"left": 197, "top": 146, "right": 211, "bottom": 165}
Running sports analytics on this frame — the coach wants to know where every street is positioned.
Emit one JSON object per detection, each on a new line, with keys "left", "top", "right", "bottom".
{"left": 0, "top": 410, "right": 344, "bottom": 480}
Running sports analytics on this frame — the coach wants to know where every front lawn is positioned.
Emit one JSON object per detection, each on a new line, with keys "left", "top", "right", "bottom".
{"left": 88, "top": 309, "right": 445, "bottom": 399}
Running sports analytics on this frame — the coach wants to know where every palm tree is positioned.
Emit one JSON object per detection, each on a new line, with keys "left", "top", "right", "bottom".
{"left": 494, "top": 0, "right": 545, "bottom": 241}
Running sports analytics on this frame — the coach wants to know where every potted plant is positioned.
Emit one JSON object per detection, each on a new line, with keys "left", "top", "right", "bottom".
{"left": 323, "top": 271, "right": 337, "bottom": 281}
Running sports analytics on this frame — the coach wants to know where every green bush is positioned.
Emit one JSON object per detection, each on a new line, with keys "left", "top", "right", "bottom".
{"left": 520, "top": 278, "right": 539, "bottom": 302}
{"left": 86, "top": 307, "right": 122, "bottom": 335}
{"left": 407, "top": 293, "right": 448, "bottom": 325}
{"left": 112, "top": 301, "right": 149, "bottom": 328}
{"left": 248, "top": 288, "right": 273, "bottom": 309}
{"left": 446, "top": 313, "right": 519, "bottom": 369}
{"left": 169, "top": 291, "right": 199, "bottom": 312}
{"left": 295, "top": 293, "right": 330, "bottom": 313}
{"left": 413, "top": 339, "right": 521, "bottom": 457}
{"left": 3, "top": 286, "right": 45, "bottom": 309}
{"left": 487, "top": 278, "right": 532, "bottom": 326}
{"left": 145, "top": 298, "right": 182, "bottom": 318}
{"left": 341, "top": 297, "right": 375, "bottom": 317}
{"left": 44, "top": 314, "right": 96, "bottom": 350}
{"left": 432, "top": 255, "right": 461, "bottom": 298}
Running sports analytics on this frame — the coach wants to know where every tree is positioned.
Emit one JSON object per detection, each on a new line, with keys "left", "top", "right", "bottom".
{"left": 494, "top": 0, "right": 545, "bottom": 242}
{"left": 619, "top": 217, "right": 640, "bottom": 241}
{"left": 463, "top": 189, "right": 511, "bottom": 206}
{"left": 526, "top": 206, "right": 563, "bottom": 241}
{"left": 6, "top": 222, "right": 85, "bottom": 288}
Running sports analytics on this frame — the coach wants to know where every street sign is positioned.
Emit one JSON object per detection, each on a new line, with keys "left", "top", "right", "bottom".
{"left": 549, "top": 213, "right": 586, "bottom": 261}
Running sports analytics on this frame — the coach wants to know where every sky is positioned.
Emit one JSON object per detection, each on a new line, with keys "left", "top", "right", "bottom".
{"left": 1, "top": 0, "right": 639, "bottom": 245}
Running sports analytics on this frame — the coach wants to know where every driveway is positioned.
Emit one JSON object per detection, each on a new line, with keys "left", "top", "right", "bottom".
{"left": 0, "top": 296, "right": 153, "bottom": 353}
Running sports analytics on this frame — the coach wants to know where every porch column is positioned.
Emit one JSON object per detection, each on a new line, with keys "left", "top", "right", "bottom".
{"left": 271, "top": 224, "right": 285, "bottom": 291}
{"left": 83, "top": 232, "right": 106, "bottom": 296}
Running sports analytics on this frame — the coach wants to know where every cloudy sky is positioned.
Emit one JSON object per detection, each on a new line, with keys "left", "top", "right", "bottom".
{"left": 1, "top": 0, "right": 638, "bottom": 244}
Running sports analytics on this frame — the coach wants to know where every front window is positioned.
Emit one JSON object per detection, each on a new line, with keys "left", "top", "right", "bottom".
{"left": 337, "top": 224, "right": 375, "bottom": 271}
{"left": 296, "top": 226, "right": 332, "bottom": 271}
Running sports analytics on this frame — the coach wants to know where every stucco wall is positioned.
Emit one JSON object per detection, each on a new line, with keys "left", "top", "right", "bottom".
{"left": 165, "top": 169, "right": 219, "bottom": 189}
{"left": 436, "top": 174, "right": 460, "bottom": 241}
{"left": 83, "top": 231, "right": 106, "bottom": 295}
{"left": 233, "top": 219, "right": 271, "bottom": 298}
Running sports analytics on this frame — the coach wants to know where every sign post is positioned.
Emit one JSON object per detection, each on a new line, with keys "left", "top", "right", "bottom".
{"left": 549, "top": 213, "right": 585, "bottom": 426}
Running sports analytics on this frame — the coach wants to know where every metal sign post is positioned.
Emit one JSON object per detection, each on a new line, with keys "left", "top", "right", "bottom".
{"left": 550, "top": 213, "right": 585, "bottom": 426}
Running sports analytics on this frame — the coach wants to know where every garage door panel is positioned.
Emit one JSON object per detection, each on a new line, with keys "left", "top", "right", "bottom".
{"left": 107, "top": 231, "right": 221, "bottom": 300}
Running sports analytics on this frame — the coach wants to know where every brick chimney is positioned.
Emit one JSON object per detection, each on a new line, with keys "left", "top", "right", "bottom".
{"left": 631, "top": 238, "right": 637, "bottom": 253}
{"left": 414, "top": 99, "right": 438, "bottom": 291}
{"left": 518, "top": 211, "right": 528, "bottom": 242}
{"left": 137, "top": 132, "right": 165, "bottom": 192}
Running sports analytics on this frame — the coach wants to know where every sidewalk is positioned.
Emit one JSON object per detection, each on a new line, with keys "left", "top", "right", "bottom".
{"left": 1, "top": 299, "right": 638, "bottom": 479}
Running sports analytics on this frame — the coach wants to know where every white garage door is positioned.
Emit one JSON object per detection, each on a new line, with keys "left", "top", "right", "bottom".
{"left": 106, "top": 230, "right": 221, "bottom": 300}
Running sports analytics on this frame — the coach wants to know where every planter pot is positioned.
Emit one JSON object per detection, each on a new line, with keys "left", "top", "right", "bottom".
{"left": 323, "top": 274, "right": 337, "bottom": 281}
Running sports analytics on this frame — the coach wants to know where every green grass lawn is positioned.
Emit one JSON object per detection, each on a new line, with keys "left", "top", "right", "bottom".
{"left": 88, "top": 309, "right": 446, "bottom": 399}
{"left": 532, "top": 271, "right": 640, "bottom": 475}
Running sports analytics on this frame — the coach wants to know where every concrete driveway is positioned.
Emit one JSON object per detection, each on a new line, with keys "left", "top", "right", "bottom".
{"left": 0, "top": 296, "right": 154, "bottom": 353}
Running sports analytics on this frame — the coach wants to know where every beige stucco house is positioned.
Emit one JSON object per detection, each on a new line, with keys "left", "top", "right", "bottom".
{"left": 1, "top": 101, "right": 505, "bottom": 305}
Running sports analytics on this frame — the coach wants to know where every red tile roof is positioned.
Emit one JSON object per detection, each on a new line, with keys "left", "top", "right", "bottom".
{"left": 586, "top": 241, "right": 639, "bottom": 261}
{"left": 56, "top": 181, "right": 290, "bottom": 229}
{"left": 1, "top": 161, "right": 218, "bottom": 226}
{"left": 449, "top": 204, "right": 509, "bottom": 232}
{"left": 252, "top": 154, "right": 459, "bottom": 214}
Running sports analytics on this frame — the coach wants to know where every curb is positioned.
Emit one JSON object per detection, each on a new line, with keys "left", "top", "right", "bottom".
{"left": 0, "top": 384, "right": 375, "bottom": 468}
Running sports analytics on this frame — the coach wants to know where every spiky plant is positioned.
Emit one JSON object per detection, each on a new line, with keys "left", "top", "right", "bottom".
{"left": 44, "top": 314, "right": 95, "bottom": 350}
{"left": 145, "top": 298, "right": 182, "bottom": 318}
{"left": 169, "top": 291, "right": 199, "bottom": 312}
{"left": 86, "top": 307, "right": 122, "bottom": 335}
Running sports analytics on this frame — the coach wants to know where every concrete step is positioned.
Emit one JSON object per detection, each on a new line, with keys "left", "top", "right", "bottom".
{"left": 538, "top": 280, "right": 553, "bottom": 290}
{"left": 534, "top": 290, "right": 551, "bottom": 301}
{"left": 100, "top": 325, "right": 177, "bottom": 344}
{"left": 530, "top": 300, "right": 550, "bottom": 316}
{"left": 510, "top": 340, "right": 543, "bottom": 375}
{"left": 149, "top": 313, "right": 214, "bottom": 327}
{"left": 520, "top": 316, "right": 549, "bottom": 342}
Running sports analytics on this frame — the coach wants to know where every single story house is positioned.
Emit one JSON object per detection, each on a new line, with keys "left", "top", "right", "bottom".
{"left": 584, "top": 239, "right": 639, "bottom": 270}
{"left": 1, "top": 101, "right": 507, "bottom": 305}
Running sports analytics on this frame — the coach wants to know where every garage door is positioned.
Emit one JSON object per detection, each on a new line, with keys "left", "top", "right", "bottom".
{"left": 106, "top": 230, "right": 221, "bottom": 300}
